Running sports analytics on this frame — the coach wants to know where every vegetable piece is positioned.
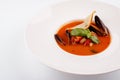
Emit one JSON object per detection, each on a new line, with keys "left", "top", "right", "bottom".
{"left": 84, "top": 39, "right": 91, "bottom": 46}
{"left": 70, "top": 28, "right": 91, "bottom": 38}
{"left": 90, "top": 35, "right": 99, "bottom": 44}
{"left": 74, "top": 36, "right": 82, "bottom": 43}
{"left": 79, "top": 37, "right": 86, "bottom": 44}
{"left": 71, "top": 36, "right": 82, "bottom": 44}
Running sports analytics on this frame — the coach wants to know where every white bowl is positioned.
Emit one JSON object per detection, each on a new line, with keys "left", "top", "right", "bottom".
{"left": 26, "top": 0, "right": 120, "bottom": 75}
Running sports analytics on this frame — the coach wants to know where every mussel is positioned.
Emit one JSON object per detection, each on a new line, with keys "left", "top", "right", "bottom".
{"left": 54, "top": 34, "right": 66, "bottom": 46}
{"left": 89, "top": 15, "right": 109, "bottom": 36}
{"left": 94, "top": 15, "right": 109, "bottom": 36}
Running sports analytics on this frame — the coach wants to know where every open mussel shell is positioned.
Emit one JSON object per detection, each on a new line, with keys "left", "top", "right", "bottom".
{"left": 54, "top": 34, "right": 66, "bottom": 46}
{"left": 94, "top": 15, "right": 109, "bottom": 36}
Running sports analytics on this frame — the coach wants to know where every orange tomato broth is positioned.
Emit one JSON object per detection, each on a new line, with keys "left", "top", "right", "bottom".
{"left": 56, "top": 20, "right": 111, "bottom": 56}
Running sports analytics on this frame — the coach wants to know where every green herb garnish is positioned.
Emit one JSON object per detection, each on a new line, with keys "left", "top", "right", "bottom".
{"left": 70, "top": 28, "right": 91, "bottom": 38}
{"left": 70, "top": 28, "right": 99, "bottom": 44}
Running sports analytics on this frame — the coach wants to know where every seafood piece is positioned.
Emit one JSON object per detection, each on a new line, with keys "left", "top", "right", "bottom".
{"left": 54, "top": 34, "right": 66, "bottom": 45}
{"left": 94, "top": 15, "right": 109, "bottom": 36}
{"left": 89, "top": 24, "right": 105, "bottom": 36}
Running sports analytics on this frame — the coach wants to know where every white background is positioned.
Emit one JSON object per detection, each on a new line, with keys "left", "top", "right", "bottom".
{"left": 0, "top": 0, "right": 120, "bottom": 80}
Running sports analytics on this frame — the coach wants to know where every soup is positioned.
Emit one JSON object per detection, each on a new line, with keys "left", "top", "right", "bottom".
{"left": 54, "top": 12, "right": 111, "bottom": 56}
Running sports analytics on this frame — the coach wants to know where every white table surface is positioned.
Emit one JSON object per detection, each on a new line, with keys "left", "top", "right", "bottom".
{"left": 0, "top": 0, "right": 120, "bottom": 80}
